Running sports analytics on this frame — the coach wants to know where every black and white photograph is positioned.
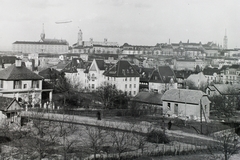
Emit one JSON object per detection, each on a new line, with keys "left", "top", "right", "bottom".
{"left": 0, "top": 0, "right": 239, "bottom": 159}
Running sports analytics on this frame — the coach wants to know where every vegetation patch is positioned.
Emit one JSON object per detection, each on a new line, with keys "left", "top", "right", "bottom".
{"left": 146, "top": 130, "right": 170, "bottom": 144}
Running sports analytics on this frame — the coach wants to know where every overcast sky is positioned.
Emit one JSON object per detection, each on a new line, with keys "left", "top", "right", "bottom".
{"left": 0, "top": 0, "right": 239, "bottom": 51}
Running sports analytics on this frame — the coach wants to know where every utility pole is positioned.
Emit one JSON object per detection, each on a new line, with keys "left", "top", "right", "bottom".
{"left": 200, "top": 98, "right": 202, "bottom": 134}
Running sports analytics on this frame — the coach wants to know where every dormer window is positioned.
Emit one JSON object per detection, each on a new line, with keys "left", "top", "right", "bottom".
{"left": 131, "top": 69, "right": 134, "bottom": 73}
{"left": 122, "top": 69, "right": 125, "bottom": 75}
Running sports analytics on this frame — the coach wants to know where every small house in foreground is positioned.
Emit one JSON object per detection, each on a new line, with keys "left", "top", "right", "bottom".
{"left": 162, "top": 89, "right": 210, "bottom": 121}
{"left": 0, "top": 97, "right": 22, "bottom": 124}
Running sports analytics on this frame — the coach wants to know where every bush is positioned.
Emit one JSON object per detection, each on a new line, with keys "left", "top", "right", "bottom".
{"left": 146, "top": 130, "right": 170, "bottom": 144}
{"left": 0, "top": 136, "right": 11, "bottom": 143}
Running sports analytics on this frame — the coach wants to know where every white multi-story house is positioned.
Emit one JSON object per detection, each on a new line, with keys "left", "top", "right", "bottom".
{"left": 87, "top": 59, "right": 106, "bottom": 91}
{"left": 0, "top": 59, "right": 52, "bottom": 108}
{"left": 61, "top": 58, "right": 89, "bottom": 91}
{"left": 202, "top": 67, "right": 221, "bottom": 84}
{"left": 149, "top": 66, "right": 178, "bottom": 93}
{"left": 103, "top": 60, "right": 140, "bottom": 97}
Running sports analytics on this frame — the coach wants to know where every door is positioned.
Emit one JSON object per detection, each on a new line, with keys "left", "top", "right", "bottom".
{"left": 174, "top": 104, "right": 178, "bottom": 115}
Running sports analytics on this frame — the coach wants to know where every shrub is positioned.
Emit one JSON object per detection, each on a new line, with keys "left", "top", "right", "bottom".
{"left": 146, "top": 130, "right": 170, "bottom": 144}
{"left": 0, "top": 136, "right": 11, "bottom": 143}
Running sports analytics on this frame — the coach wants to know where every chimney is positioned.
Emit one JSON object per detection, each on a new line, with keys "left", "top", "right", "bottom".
{"left": 15, "top": 58, "right": 22, "bottom": 67}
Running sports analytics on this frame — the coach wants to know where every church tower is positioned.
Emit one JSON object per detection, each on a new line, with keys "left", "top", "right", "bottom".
{"left": 40, "top": 23, "right": 45, "bottom": 42}
{"left": 223, "top": 29, "right": 228, "bottom": 49}
{"left": 78, "top": 29, "right": 83, "bottom": 46}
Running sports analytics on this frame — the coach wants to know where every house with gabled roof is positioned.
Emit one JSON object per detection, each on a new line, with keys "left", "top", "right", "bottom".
{"left": 0, "top": 59, "right": 52, "bottom": 108}
{"left": 148, "top": 65, "right": 177, "bottom": 93}
{"left": 0, "top": 97, "right": 21, "bottom": 124}
{"left": 206, "top": 84, "right": 240, "bottom": 110}
{"left": 61, "top": 58, "right": 89, "bottom": 91}
{"left": 174, "top": 70, "right": 194, "bottom": 88}
{"left": 87, "top": 59, "right": 107, "bottom": 91}
{"left": 202, "top": 67, "right": 221, "bottom": 84}
{"left": 162, "top": 89, "right": 210, "bottom": 121}
{"left": 137, "top": 67, "right": 155, "bottom": 91}
{"left": 39, "top": 67, "right": 60, "bottom": 83}
{"left": 103, "top": 60, "right": 140, "bottom": 96}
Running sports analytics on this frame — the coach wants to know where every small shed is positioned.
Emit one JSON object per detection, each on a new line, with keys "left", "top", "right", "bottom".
{"left": 0, "top": 97, "right": 22, "bottom": 124}
{"left": 162, "top": 89, "right": 210, "bottom": 121}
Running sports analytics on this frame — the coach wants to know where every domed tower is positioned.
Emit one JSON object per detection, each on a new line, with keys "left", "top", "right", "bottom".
{"left": 40, "top": 23, "right": 45, "bottom": 42}
{"left": 78, "top": 29, "right": 83, "bottom": 46}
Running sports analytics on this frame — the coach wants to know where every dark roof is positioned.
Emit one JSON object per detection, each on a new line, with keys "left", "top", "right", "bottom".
{"left": 95, "top": 59, "right": 105, "bottom": 70}
{"left": 162, "top": 89, "right": 208, "bottom": 105}
{"left": 149, "top": 66, "right": 177, "bottom": 83}
{"left": 138, "top": 67, "right": 155, "bottom": 82}
{"left": 39, "top": 68, "right": 60, "bottom": 79}
{"left": 211, "top": 84, "right": 240, "bottom": 95}
{"left": 174, "top": 70, "right": 193, "bottom": 79}
{"left": 0, "top": 56, "right": 16, "bottom": 65}
{"left": 0, "top": 64, "right": 43, "bottom": 80}
{"left": 0, "top": 97, "right": 19, "bottom": 111}
{"left": 13, "top": 40, "right": 68, "bottom": 45}
{"left": 62, "top": 58, "right": 86, "bottom": 73}
{"left": 104, "top": 60, "right": 140, "bottom": 77}
{"left": 131, "top": 92, "right": 163, "bottom": 105}
{"left": 56, "top": 60, "right": 71, "bottom": 70}
{"left": 203, "top": 68, "right": 221, "bottom": 75}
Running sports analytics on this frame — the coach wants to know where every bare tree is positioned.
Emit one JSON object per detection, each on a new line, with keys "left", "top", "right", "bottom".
{"left": 209, "top": 86, "right": 239, "bottom": 121}
{"left": 132, "top": 124, "right": 152, "bottom": 155}
{"left": 25, "top": 112, "right": 57, "bottom": 160}
{"left": 208, "top": 130, "right": 240, "bottom": 160}
{"left": 56, "top": 115, "right": 78, "bottom": 160}
{"left": 108, "top": 124, "right": 135, "bottom": 159}
{"left": 80, "top": 124, "right": 107, "bottom": 160}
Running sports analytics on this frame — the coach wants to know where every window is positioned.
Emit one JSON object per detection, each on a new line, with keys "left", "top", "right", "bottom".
{"left": 167, "top": 103, "right": 171, "bottom": 110}
{"left": 129, "top": 84, "right": 132, "bottom": 88}
{"left": 32, "top": 80, "right": 39, "bottom": 88}
{"left": 92, "top": 84, "right": 95, "bottom": 89}
{"left": 134, "top": 91, "right": 136, "bottom": 95}
{"left": 0, "top": 80, "right": 3, "bottom": 88}
{"left": 134, "top": 77, "right": 136, "bottom": 81}
{"left": 130, "top": 77, "right": 132, "bottom": 81}
{"left": 134, "top": 84, "right": 136, "bottom": 88}
{"left": 125, "top": 84, "right": 127, "bottom": 88}
{"left": 125, "top": 77, "right": 127, "bottom": 81}
{"left": 24, "top": 84, "right": 27, "bottom": 89}
{"left": 14, "top": 80, "right": 21, "bottom": 89}
{"left": 129, "top": 91, "right": 131, "bottom": 96}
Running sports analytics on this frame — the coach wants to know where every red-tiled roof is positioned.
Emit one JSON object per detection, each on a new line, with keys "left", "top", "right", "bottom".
{"left": 0, "top": 64, "right": 43, "bottom": 80}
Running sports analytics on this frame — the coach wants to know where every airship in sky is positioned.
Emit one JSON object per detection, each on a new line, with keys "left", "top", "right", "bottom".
{"left": 55, "top": 20, "right": 72, "bottom": 24}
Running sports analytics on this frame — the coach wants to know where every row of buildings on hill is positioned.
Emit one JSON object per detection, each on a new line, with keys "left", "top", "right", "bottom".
{"left": 12, "top": 27, "right": 240, "bottom": 58}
